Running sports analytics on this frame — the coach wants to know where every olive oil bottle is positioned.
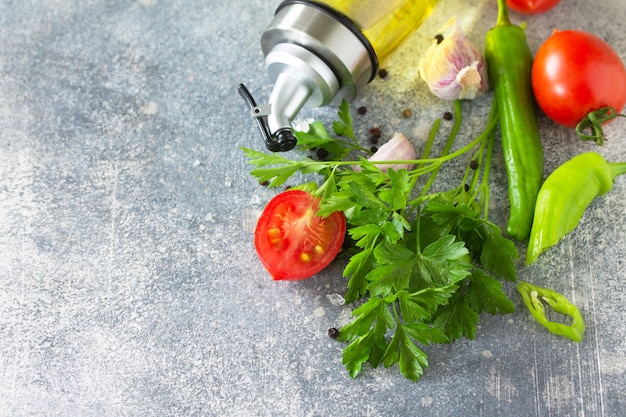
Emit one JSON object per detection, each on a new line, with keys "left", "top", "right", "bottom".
{"left": 315, "top": 0, "right": 440, "bottom": 63}
{"left": 239, "top": 0, "right": 440, "bottom": 151}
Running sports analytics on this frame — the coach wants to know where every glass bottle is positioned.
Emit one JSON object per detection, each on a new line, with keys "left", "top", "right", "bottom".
{"left": 239, "top": 0, "right": 440, "bottom": 151}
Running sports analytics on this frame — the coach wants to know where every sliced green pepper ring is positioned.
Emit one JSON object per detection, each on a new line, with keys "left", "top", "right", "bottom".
{"left": 517, "top": 281, "right": 585, "bottom": 343}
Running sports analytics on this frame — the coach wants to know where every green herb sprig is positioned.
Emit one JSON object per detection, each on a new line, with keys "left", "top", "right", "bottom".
{"left": 242, "top": 99, "right": 518, "bottom": 382}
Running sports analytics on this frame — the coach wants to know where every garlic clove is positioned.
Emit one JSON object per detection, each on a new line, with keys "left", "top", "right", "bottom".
{"left": 418, "top": 17, "right": 489, "bottom": 101}
{"left": 364, "top": 132, "right": 416, "bottom": 173}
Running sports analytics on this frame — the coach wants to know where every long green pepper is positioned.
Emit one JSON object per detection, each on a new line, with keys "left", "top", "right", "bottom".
{"left": 526, "top": 152, "right": 626, "bottom": 264}
{"left": 485, "top": 0, "right": 544, "bottom": 241}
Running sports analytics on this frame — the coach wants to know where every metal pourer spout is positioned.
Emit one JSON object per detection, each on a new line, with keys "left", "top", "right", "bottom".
{"left": 240, "top": 0, "right": 378, "bottom": 152}
{"left": 238, "top": 83, "right": 297, "bottom": 152}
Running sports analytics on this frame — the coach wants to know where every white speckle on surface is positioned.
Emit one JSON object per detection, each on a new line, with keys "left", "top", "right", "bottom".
{"left": 224, "top": 177, "right": 232, "bottom": 187}
{"left": 335, "top": 308, "right": 355, "bottom": 327}
{"left": 326, "top": 293, "right": 345, "bottom": 306}
{"left": 600, "top": 350, "right": 626, "bottom": 375}
{"left": 485, "top": 366, "right": 517, "bottom": 402}
{"left": 313, "top": 307, "right": 325, "bottom": 318}
{"left": 543, "top": 375, "right": 575, "bottom": 409}
{"left": 248, "top": 194, "right": 261, "bottom": 206}
{"left": 242, "top": 209, "right": 261, "bottom": 234}
{"left": 421, "top": 396, "right": 433, "bottom": 407}
{"left": 482, "top": 350, "right": 493, "bottom": 359}
{"left": 140, "top": 100, "right": 159, "bottom": 115}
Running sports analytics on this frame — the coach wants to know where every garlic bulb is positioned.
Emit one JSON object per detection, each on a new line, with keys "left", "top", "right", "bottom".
{"left": 418, "top": 17, "right": 488, "bottom": 101}
{"left": 355, "top": 132, "right": 416, "bottom": 173}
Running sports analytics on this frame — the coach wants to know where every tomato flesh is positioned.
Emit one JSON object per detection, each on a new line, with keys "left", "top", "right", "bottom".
{"left": 532, "top": 30, "right": 626, "bottom": 129}
{"left": 254, "top": 190, "right": 346, "bottom": 280}
{"left": 507, "top": 0, "right": 560, "bottom": 14}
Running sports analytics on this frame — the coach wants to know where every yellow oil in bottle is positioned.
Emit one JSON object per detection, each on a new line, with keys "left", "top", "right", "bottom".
{"left": 313, "top": 0, "right": 440, "bottom": 63}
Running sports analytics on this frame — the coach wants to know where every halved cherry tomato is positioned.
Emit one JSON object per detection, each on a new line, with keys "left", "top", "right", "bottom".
{"left": 507, "top": 0, "right": 560, "bottom": 14}
{"left": 255, "top": 190, "right": 346, "bottom": 280}
{"left": 532, "top": 30, "right": 626, "bottom": 129}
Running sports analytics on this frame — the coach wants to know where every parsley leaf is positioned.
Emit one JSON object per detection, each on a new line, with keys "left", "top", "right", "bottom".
{"left": 366, "top": 243, "right": 417, "bottom": 297}
{"left": 418, "top": 235, "right": 472, "bottom": 287}
{"left": 332, "top": 99, "right": 356, "bottom": 141}
{"left": 397, "top": 288, "right": 456, "bottom": 323}
{"left": 475, "top": 222, "right": 519, "bottom": 282}
{"left": 466, "top": 269, "right": 515, "bottom": 315}
{"left": 339, "top": 297, "right": 394, "bottom": 377}
{"left": 343, "top": 247, "right": 376, "bottom": 304}
{"left": 295, "top": 121, "right": 353, "bottom": 160}
{"left": 382, "top": 324, "right": 431, "bottom": 382}
{"left": 433, "top": 290, "right": 481, "bottom": 340}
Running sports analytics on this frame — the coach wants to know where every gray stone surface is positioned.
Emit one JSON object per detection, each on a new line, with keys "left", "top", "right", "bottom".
{"left": 1, "top": 0, "right": 625, "bottom": 416}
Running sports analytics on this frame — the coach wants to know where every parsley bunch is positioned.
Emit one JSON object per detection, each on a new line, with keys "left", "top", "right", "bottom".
{"left": 242, "top": 99, "right": 519, "bottom": 382}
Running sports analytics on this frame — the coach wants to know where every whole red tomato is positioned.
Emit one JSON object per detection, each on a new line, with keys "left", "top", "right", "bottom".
{"left": 255, "top": 190, "right": 346, "bottom": 280}
{"left": 507, "top": 0, "right": 560, "bottom": 14}
{"left": 532, "top": 30, "right": 626, "bottom": 132}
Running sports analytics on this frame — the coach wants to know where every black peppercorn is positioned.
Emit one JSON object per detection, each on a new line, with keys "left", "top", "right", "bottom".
{"left": 328, "top": 328, "right": 340, "bottom": 339}
{"left": 368, "top": 126, "right": 382, "bottom": 144}
{"left": 316, "top": 148, "right": 329, "bottom": 160}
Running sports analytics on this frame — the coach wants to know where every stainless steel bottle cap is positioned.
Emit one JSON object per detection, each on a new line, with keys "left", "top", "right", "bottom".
{"left": 262, "top": 1, "right": 377, "bottom": 106}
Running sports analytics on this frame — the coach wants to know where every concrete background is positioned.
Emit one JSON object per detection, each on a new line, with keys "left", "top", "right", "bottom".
{"left": 1, "top": 0, "right": 625, "bottom": 416}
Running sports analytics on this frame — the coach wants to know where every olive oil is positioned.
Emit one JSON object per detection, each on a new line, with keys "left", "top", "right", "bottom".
{"left": 315, "top": 0, "right": 440, "bottom": 63}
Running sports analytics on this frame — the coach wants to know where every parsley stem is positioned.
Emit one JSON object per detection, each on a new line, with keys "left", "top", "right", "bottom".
{"left": 465, "top": 100, "right": 498, "bottom": 218}
{"left": 406, "top": 116, "right": 442, "bottom": 212}
{"left": 480, "top": 111, "right": 497, "bottom": 219}
{"left": 418, "top": 100, "right": 463, "bottom": 198}
{"left": 419, "top": 118, "right": 441, "bottom": 166}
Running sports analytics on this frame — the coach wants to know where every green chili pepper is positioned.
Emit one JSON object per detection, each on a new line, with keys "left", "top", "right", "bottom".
{"left": 485, "top": 0, "right": 544, "bottom": 241}
{"left": 526, "top": 152, "right": 626, "bottom": 264}
{"left": 517, "top": 281, "right": 585, "bottom": 343}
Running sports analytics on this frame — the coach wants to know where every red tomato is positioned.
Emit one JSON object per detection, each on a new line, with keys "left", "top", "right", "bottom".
{"left": 507, "top": 0, "right": 560, "bottom": 14}
{"left": 532, "top": 30, "right": 626, "bottom": 129}
{"left": 254, "top": 190, "right": 346, "bottom": 280}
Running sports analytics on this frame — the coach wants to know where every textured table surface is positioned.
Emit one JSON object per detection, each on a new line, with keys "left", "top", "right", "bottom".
{"left": 2, "top": 0, "right": 626, "bottom": 416}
